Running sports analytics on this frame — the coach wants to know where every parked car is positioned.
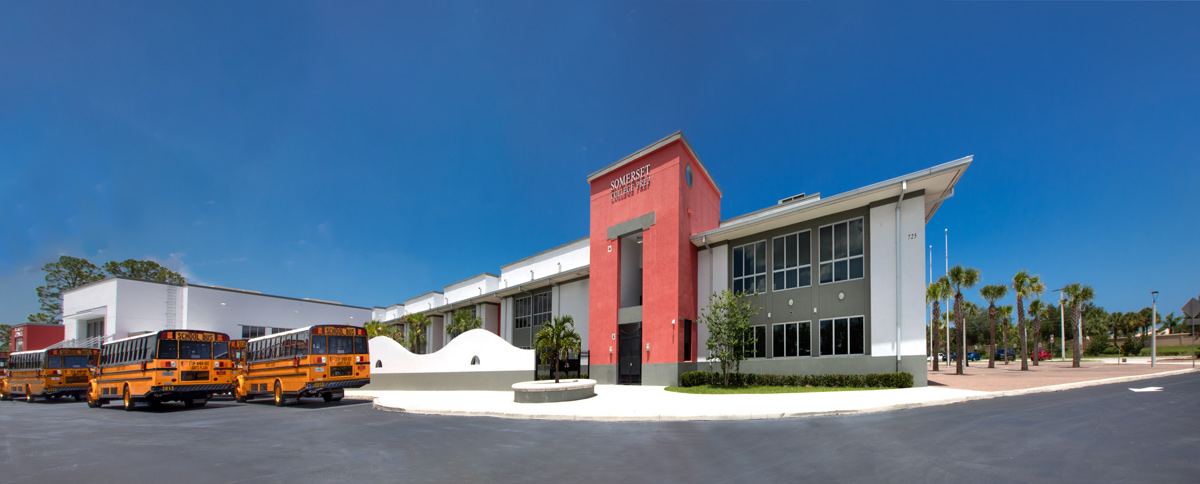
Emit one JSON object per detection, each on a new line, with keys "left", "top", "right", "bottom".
{"left": 966, "top": 351, "right": 981, "bottom": 361}
{"left": 1034, "top": 350, "right": 1052, "bottom": 360}
{"left": 994, "top": 348, "right": 1016, "bottom": 361}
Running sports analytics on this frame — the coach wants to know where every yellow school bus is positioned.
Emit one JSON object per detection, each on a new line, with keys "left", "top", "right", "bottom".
{"left": 236, "top": 325, "right": 370, "bottom": 406}
{"left": 88, "top": 330, "right": 235, "bottom": 411}
{"left": 3, "top": 348, "right": 99, "bottom": 402}
{"left": 0, "top": 351, "right": 10, "bottom": 398}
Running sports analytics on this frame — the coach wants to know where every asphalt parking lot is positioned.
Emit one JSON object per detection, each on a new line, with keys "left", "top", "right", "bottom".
{"left": 3, "top": 373, "right": 1198, "bottom": 483}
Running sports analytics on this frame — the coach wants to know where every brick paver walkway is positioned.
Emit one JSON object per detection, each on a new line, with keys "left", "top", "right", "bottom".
{"left": 927, "top": 359, "right": 1194, "bottom": 392}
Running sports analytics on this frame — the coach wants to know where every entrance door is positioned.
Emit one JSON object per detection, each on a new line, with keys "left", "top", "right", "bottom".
{"left": 618, "top": 323, "right": 642, "bottom": 385}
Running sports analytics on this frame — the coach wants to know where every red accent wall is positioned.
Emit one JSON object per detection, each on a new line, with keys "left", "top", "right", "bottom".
{"left": 11, "top": 324, "right": 65, "bottom": 352}
{"left": 588, "top": 139, "right": 721, "bottom": 367}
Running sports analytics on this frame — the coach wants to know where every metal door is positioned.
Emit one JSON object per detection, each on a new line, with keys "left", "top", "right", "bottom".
{"left": 618, "top": 324, "right": 641, "bottom": 385}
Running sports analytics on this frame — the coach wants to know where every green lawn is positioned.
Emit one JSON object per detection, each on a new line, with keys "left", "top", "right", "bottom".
{"left": 665, "top": 385, "right": 883, "bottom": 395}
{"left": 1137, "top": 344, "right": 1199, "bottom": 357}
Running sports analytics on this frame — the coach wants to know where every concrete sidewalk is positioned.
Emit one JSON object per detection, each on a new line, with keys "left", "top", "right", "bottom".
{"left": 350, "top": 363, "right": 1196, "bottom": 422}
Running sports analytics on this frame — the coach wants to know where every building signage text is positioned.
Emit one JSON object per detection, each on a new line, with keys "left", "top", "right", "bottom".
{"left": 610, "top": 164, "right": 651, "bottom": 202}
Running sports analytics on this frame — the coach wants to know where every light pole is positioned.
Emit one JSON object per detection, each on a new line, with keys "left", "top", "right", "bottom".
{"left": 1055, "top": 288, "right": 1065, "bottom": 360}
{"left": 945, "top": 229, "right": 950, "bottom": 365}
{"left": 1151, "top": 291, "right": 1158, "bottom": 367}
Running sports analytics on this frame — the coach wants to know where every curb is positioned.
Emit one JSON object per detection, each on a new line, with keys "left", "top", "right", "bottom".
{"left": 369, "top": 368, "right": 1198, "bottom": 422}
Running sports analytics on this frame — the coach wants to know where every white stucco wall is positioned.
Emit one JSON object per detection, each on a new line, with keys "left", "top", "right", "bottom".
{"left": 185, "top": 285, "right": 369, "bottom": 339}
{"left": 369, "top": 329, "right": 534, "bottom": 374}
{"left": 404, "top": 292, "right": 444, "bottom": 315}
{"left": 62, "top": 279, "right": 119, "bottom": 341}
{"left": 444, "top": 274, "right": 499, "bottom": 305}
{"left": 498, "top": 238, "right": 588, "bottom": 288}
{"left": 557, "top": 278, "right": 590, "bottom": 351}
{"left": 869, "top": 194, "right": 927, "bottom": 357}
{"left": 695, "top": 244, "right": 729, "bottom": 360}
{"left": 114, "top": 279, "right": 181, "bottom": 336}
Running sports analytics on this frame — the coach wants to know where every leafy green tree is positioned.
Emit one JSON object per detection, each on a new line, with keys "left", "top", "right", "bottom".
{"left": 102, "top": 259, "right": 186, "bottom": 285}
{"left": 534, "top": 315, "right": 582, "bottom": 383}
{"left": 927, "top": 277, "right": 951, "bottom": 372}
{"left": 947, "top": 265, "right": 980, "bottom": 375}
{"left": 980, "top": 284, "right": 1009, "bottom": 369}
{"left": 0, "top": 324, "right": 11, "bottom": 351}
{"left": 446, "top": 309, "right": 482, "bottom": 340}
{"left": 1012, "top": 270, "right": 1045, "bottom": 371}
{"left": 701, "top": 289, "right": 762, "bottom": 387}
{"left": 405, "top": 313, "right": 431, "bottom": 354}
{"left": 29, "top": 255, "right": 106, "bottom": 323}
{"left": 1063, "top": 282, "right": 1096, "bottom": 368}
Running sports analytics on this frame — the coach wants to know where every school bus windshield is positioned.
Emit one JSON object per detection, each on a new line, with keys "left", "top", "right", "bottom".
{"left": 310, "top": 335, "right": 367, "bottom": 355}
{"left": 47, "top": 355, "right": 93, "bottom": 369}
{"left": 214, "top": 341, "right": 229, "bottom": 359}
{"left": 157, "top": 340, "right": 215, "bottom": 359}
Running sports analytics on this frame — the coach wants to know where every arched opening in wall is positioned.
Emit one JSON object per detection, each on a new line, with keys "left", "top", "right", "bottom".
{"left": 375, "top": 360, "right": 383, "bottom": 368}
{"left": 470, "top": 356, "right": 481, "bottom": 365}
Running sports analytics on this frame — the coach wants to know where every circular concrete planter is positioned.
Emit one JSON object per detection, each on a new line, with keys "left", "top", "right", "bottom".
{"left": 512, "top": 379, "right": 596, "bottom": 403}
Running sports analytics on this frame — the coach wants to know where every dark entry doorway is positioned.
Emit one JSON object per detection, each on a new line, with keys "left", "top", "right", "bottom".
{"left": 618, "top": 323, "right": 642, "bottom": 385}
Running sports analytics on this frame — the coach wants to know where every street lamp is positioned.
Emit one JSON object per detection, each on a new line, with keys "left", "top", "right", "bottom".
{"left": 1151, "top": 291, "right": 1159, "bottom": 367}
{"left": 1054, "top": 288, "right": 1065, "bottom": 360}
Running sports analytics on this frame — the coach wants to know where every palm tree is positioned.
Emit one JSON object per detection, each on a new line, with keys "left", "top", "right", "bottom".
{"left": 405, "top": 313, "right": 432, "bottom": 354}
{"left": 946, "top": 265, "right": 981, "bottom": 375}
{"left": 1063, "top": 282, "right": 1095, "bottom": 368}
{"left": 446, "top": 309, "right": 482, "bottom": 340}
{"left": 1011, "top": 271, "right": 1045, "bottom": 371}
{"left": 534, "top": 315, "right": 582, "bottom": 383}
{"left": 980, "top": 284, "right": 1008, "bottom": 369}
{"left": 1028, "top": 300, "right": 1045, "bottom": 366}
{"left": 998, "top": 304, "right": 1014, "bottom": 364}
{"left": 927, "top": 277, "right": 951, "bottom": 372}
{"left": 364, "top": 320, "right": 403, "bottom": 343}
{"left": 1104, "top": 312, "right": 1132, "bottom": 362}
{"left": 1162, "top": 312, "right": 1182, "bottom": 335}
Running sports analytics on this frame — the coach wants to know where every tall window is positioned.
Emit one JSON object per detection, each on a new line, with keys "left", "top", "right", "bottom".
{"left": 772, "top": 321, "right": 811, "bottom": 358}
{"left": 819, "top": 316, "right": 865, "bottom": 356}
{"left": 772, "top": 231, "right": 812, "bottom": 291}
{"left": 744, "top": 325, "right": 767, "bottom": 358}
{"left": 85, "top": 318, "right": 105, "bottom": 338}
{"left": 732, "top": 240, "right": 767, "bottom": 294}
{"left": 515, "top": 292, "right": 552, "bottom": 329}
{"left": 819, "top": 218, "right": 864, "bottom": 284}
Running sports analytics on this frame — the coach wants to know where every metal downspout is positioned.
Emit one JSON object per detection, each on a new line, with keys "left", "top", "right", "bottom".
{"left": 895, "top": 181, "right": 907, "bottom": 372}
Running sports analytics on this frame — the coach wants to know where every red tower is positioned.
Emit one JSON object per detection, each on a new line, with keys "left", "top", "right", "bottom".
{"left": 587, "top": 132, "right": 721, "bottom": 385}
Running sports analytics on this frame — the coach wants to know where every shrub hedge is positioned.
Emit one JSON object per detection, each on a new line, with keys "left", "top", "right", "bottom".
{"left": 679, "top": 371, "right": 913, "bottom": 389}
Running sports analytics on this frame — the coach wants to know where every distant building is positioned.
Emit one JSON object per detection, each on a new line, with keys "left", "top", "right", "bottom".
{"left": 61, "top": 277, "right": 371, "bottom": 345}
{"left": 375, "top": 131, "right": 970, "bottom": 387}
{"left": 9, "top": 323, "right": 65, "bottom": 352}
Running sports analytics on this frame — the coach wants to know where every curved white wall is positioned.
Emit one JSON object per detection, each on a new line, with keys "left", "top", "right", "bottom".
{"left": 370, "top": 328, "right": 534, "bottom": 374}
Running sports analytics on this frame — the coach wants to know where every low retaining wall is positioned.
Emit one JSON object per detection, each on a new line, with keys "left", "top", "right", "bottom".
{"left": 361, "top": 371, "right": 532, "bottom": 392}
{"left": 512, "top": 379, "right": 596, "bottom": 403}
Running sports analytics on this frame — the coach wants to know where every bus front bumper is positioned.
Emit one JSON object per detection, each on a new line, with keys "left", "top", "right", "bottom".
{"left": 301, "top": 378, "right": 370, "bottom": 395}
{"left": 148, "top": 383, "right": 235, "bottom": 398}
{"left": 43, "top": 385, "right": 90, "bottom": 396}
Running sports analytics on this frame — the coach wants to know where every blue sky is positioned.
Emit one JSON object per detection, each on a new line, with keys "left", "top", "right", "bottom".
{"left": 2, "top": 1, "right": 1198, "bottom": 325}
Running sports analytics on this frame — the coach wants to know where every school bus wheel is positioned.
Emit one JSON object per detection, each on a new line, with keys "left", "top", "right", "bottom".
{"left": 122, "top": 385, "right": 135, "bottom": 412}
{"left": 87, "top": 391, "right": 103, "bottom": 408}
{"left": 273, "top": 380, "right": 285, "bottom": 407}
{"left": 235, "top": 379, "right": 248, "bottom": 403}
